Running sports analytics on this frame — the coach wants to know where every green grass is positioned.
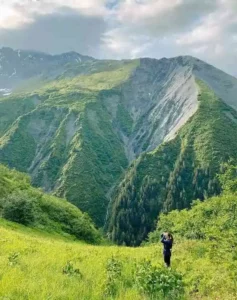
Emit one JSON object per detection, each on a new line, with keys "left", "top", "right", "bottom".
{"left": 0, "top": 215, "right": 236, "bottom": 299}
{"left": 0, "top": 164, "right": 236, "bottom": 299}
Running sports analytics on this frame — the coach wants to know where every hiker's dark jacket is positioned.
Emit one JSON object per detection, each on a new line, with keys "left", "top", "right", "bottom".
{"left": 161, "top": 236, "right": 172, "bottom": 256}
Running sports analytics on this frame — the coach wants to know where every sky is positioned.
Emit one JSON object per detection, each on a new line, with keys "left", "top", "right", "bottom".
{"left": 0, "top": 0, "right": 236, "bottom": 76}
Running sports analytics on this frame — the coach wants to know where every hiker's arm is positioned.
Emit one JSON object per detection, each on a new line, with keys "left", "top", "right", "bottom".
{"left": 161, "top": 238, "right": 172, "bottom": 246}
{"left": 161, "top": 236, "right": 166, "bottom": 243}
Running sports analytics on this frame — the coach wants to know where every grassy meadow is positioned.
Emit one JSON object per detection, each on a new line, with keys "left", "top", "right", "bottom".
{"left": 0, "top": 216, "right": 236, "bottom": 300}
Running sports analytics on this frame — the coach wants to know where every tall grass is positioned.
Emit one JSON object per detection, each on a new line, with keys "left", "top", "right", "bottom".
{"left": 0, "top": 218, "right": 236, "bottom": 299}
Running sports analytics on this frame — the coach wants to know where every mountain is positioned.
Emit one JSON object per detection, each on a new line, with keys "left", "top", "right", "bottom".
{"left": 106, "top": 80, "right": 237, "bottom": 245}
{"left": 0, "top": 48, "right": 237, "bottom": 235}
{"left": 0, "top": 47, "right": 93, "bottom": 96}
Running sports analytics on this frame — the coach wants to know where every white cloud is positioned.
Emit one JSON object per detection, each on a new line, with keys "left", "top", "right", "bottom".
{"left": 101, "top": 27, "right": 152, "bottom": 58}
{"left": 176, "top": 23, "right": 221, "bottom": 46}
{"left": 171, "top": 0, "right": 237, "bottom": 75}
{"left": 0, "top": 0, "right": 236, "bottom": 76}
{"left": 101, "top": 0, "right": 220, "bottom": 58}
{"left": 191, "top": 46, "right": 208, "bottom": 55}
{"left": 117, "top": 0, "right": 183, "bottom": 23}
{"left": 114, "top": 0, "right": 217, "bottom": 35}
{"left": 0, "top": 3, "right": 32, "bottom": 28}
{"left": 99, "top": 0, "right": 237, "bottom": 76}
{"left": 0, "top": 0, "right": 108, "bottom": 29}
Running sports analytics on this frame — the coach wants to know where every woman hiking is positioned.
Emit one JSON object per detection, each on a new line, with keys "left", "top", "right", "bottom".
{"left": 161, "top": 232, "right": 173, "bottom": 267}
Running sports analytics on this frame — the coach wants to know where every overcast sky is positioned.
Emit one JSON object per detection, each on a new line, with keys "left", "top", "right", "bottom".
{"left": 0, "top": 0, "right": 236, "bottom": 76}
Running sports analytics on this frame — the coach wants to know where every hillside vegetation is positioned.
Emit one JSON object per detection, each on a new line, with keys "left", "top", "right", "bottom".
{"left": 107, "top": 80, "right": 237, "bottom": 246}
{"left": 0, "top": 165, "right": 101, "bottom": 243}
{"left": 0, "top": 182, "right": 237, "bottom": 299}
{"left": 0, "top": 60, "right": 139, "bottom": 226}
{"left": 0, "top": 128, "right": 237, "bottom": 300}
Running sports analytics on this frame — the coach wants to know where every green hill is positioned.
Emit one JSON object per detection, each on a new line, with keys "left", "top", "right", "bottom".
{"left": 0, "top": 164, "right": 101, "bottom": 243}
{"left": 107, "top": 81, "right": 237, "bottom": 246}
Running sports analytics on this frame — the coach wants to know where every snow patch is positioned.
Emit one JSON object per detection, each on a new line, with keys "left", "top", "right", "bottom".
{"left": 0, "top": 88, "right": 12, "bottom": 96}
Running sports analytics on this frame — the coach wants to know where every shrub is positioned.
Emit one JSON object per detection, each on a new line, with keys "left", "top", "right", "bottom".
{"left": 104, "top": 256, "right": 123, "bottom": 297}
{"left": 135, "top": 260, "right": 184, "bottom": 299}
{"left": 2, "top": 191, "right": 39, "bottom": 225}
{"left": 62, "top": 261, "right": 82, "bottom": 277}
{"left": 8, "top": 252, "right": 20, "bottom": 266}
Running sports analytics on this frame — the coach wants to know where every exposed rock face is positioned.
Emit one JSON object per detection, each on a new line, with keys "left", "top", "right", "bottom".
{"left": 108, "top": 56, "right": 237, "bottom": 161}
{"left": 119, "top": 58, "right": 199, "bottom": 158}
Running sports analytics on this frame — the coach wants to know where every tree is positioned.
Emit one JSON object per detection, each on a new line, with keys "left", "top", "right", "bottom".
{"left": 218, "top": 160, "right": 237, "bottom": 194}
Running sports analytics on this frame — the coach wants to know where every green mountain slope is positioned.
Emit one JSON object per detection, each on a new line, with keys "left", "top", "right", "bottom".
{"left": 0, "top": 60, "right": 138, "bottom": 226}
{"left": 0, "top": 164, "right": 101, "bottom": 243}
{"left": 107, "top": 80, "right": 237, "bottom": 246}
{"left": 1, "top": 53, "right": 237, "bottom": 234}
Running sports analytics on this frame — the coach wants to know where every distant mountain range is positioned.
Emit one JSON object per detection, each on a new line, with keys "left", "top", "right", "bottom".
{"left": 0, "top": 47, "right": 237, "bottom": 245}
{"left": 0, "top": 47, "right": 93, "bottom": 95}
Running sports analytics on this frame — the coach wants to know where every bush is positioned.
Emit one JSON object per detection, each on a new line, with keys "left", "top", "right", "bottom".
{"left": 104, "top": 256, "right": 123, "bottom": 297}
{"left": 135, "top": 260, "right": 184, "bottom": 299}
{"left": 62, "top": 261, "right": 82, "bottom": 277}
{"left": 2, "top": 191, "right": 39, "bottom": 225}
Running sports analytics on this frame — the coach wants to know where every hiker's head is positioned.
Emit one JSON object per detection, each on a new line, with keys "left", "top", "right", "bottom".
{"left": 167, "top": 232, "right": 173, "bottom": 241}
{"left": 162, "top": 232, "right": 173, "bottom": 241}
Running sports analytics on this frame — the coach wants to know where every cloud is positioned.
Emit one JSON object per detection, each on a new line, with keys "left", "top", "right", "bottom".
{"left": 100, "top": 0, "right": 237, "bottom": 76}
{"left": 101, "top": 27, "right": 152, "bottom": 58}
{"left": 0, "top": 8, "right": 107, "bottom": 55}
{"left": 0, "top": 0, "right": 108, "bottom": 29}
{"left": 172, "top": 0, "right": 237, "bottom": 75}
{"left": 0, "top": 0, "right": 236, "bottom": 76}
{"left": 115, "top": 0, "right": 217, "bottom": 35}
{"left": 101, "top": 0, "right": 220, "bottom": 58}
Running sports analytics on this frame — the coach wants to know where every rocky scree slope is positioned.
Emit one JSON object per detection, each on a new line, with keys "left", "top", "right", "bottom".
{"left": 0, "top": 50, "right": 237, "bottom": 231}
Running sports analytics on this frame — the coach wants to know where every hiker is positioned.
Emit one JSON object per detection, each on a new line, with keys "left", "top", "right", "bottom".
{"left": 161, "top": 232, "right": 173, "bottom": 267}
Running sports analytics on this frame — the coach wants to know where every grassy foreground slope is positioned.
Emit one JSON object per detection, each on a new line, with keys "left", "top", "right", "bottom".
{"left": 0, "top": 167, "right": 237, "bottom": 299}
{"left": 0, "top": 205, "right": 237, "bottom": 300}
{"left": 0, "top": 165, "right": 101, "bottom": 243}
{"left": 107, "top": 80, "right": 237, "bottom": 246}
